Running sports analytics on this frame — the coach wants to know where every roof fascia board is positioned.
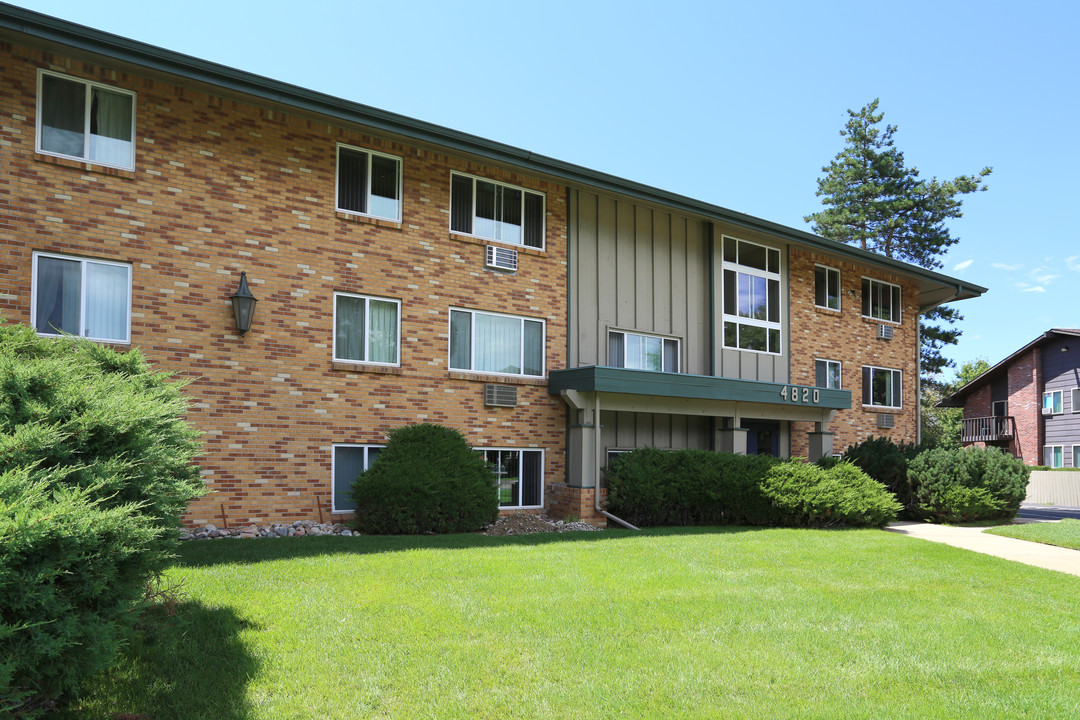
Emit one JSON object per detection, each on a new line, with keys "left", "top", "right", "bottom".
{"left": 0, "top": 2, "right": 986, "bottom": 301}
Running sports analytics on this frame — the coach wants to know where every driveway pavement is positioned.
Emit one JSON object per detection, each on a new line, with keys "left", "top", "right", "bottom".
{"left": 886, "top": 520, "right": 1080, "bottom": 578}
{"left": 1017, "top": 503, "right": 1080, "bottom": 522}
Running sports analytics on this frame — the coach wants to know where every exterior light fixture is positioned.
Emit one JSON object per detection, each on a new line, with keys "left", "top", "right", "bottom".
{"left": 230, "top": 271, "right": 258, "bottom": 336}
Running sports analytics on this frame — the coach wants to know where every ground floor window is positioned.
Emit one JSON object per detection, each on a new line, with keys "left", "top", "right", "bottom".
{"left": 1074, "top": 446, "right": 1080, "bottom": 469}
{"left": 1044, "top": 445, "right": 1063, "bottom": 469}
{"left": 481, "top": 449, "right": 543, "bottom": 508}
{"left": 332, "top": 444, "right": 384, "bottom": 513}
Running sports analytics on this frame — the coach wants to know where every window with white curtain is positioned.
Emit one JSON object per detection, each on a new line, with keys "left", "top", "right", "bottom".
{"left": 608, "top": 330, "right": 679, "bottom": 372}
{"left": 336, "top": 144, "right": 402, "bottom": 221}
{"left": 332, "top": 444, "right": 384, "bottom": 512}
{"left": 450, "top": 172, "right": 545, "bottom": 249}
{"left": 333, "top": 292, "right": 400, "bottom": 365}
{"left": 37, "top": 70, "right": 135, "bottom": 169}
{"left": 481, "top": 448, "right": 543, "bottom": 508}
{"left": 449, "top": 309, "right": 544, "bottom": 377}
{"left": 32, "top": 252, "right": 131, "bottom": 343}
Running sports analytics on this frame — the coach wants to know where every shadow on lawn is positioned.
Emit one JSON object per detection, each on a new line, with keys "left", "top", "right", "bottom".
{"left": 178, "top": 524, "right": 775, "bottom": 568}
{"left": 57, "top": 601, "right": 260, "bottom": 720}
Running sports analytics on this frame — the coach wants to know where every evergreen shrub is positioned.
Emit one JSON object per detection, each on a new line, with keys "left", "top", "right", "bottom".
{"left": 760, "top": 461, "right": 902, "bottom": 528}
{"left": 843, "top": 436, "right": 924, "bottom": 515}
{"left": 908, "top": 446, "right": 1029, "bottom": 523}
{"left": 350, "top": 423, "right": 499, "bottom": 534}
{"left": 0, "top": 322, "right": 204, "bottom": 716}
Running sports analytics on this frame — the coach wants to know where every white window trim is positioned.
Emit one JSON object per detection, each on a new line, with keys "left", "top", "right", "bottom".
{"left": 1044, "top": 445, "right": 1064, "bottom": 469}
{"left": 335, "top": 143, "right": 403, "bottom": 222}
{"left": 861, "top": 276, "right": 902, "bottom": 325}
{"left": 1073, "top": 445, "right": 1080, "bottom": 469}
{"left": 448, "top": 307, "right": 545, "bottom": 378}
{"left": 814, "top": 264, "right": 841, "bottom": 312}
{"left": 608, "top": 328, "right": 681, "bottom": 373}
{"left": 1043, "top": 390, "right": 1064, "bottom": 415}
{"left": 815, "top": 358, "right": 842, "bottom": 390}
{"left": 36, "top": 69, "right": 137, "bottom": 171}
{"left": 30, "top": 251, "right": 132, "bottom": 344}
{"left": 449, "top": 171, "right": 546, "bottom": 250}
{"left": 331, "top": 443, "right": 384, "bottom": 513}
{"left": 332, "top": 291, "right": 401, "bottom": 366}
{"left": 1071, "top": 388, "right": 1080, "bottom": 414}
{"left": 478, "top": 447, "right": 545, "bottom": 510}
{"left": 862, "top": 364, "right": 903, "bottom": 410}
{"left": 721, "top": 236, "right": 784, "bottom": 356}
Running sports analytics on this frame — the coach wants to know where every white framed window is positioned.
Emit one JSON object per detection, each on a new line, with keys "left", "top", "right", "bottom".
{"left": 1044, "top": 445, "right": 1063, "bottom": 469}
{"left": 1072, "top": 388, "right": 1080, "bottom": 414}
{"left": 814, "top": 264, "right": 840, "bottom": 311}
{"left": 480, "top": 448, "right": 543, "bottom": 509}
{"left": 450, "top": 172, "right": 545, "bottom": 249}
{"left": 992, "top": 400, "right": 1008, "bottom": 417}
{"left": 862, "top": 277, "right": 901, "bottom": 324}
{"left": 815, "top": 359, "right": 842, "bottom": 389}
{"left": 333, "top": 292, "right": 400, "bottom": 365}
{"left": 722, "top": 237, "right": 782, "bottom": 355}
{"left": 1073, "top": 446, "right": 1080, "bottom": 469}
{"left": 336, "top": 144, "right": 402, "bottom": 221}
{"left": 332, "top": 444, "right": 384, "bottom": 513}
{"left": 862, "top": 365, "right": 902, "bottom": 409}
{"left": 36, "top": 70, "right": 135, "bottom": 170}
{"left": 608, "top": 330, "right": 679, "bottom": 372}
{"left": 1043, "top": 390, "right": 1063, "bottom": 415}
{"left": 31, "top": 252, "right": 131, "bottom": 344}
{"left": 449, "top": 308, "right": 544, "bottom": 377}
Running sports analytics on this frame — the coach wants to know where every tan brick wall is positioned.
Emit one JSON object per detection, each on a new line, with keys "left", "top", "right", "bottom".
{"left": 0, "top": 42, "right": 568, "bottom": 526}
{"left": 787, "top": 247, "right": 920, "bottom": 456}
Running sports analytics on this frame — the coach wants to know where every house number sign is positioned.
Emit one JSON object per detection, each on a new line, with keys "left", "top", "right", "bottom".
{"left": 779, "top": 386, "right": 820, "bottom": 405}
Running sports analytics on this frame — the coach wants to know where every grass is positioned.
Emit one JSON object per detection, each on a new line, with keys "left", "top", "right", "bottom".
{"left": 986, "top": 519, "right": 1080, "bottom": 550}
{"left": 62, "top": 527, "right": 1080, "bottom": 719}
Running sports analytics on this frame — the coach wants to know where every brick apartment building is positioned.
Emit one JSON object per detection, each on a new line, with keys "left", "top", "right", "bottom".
{"left": 0, "top": 4, "right": 987, "bottom": 525}
{"left": 939, "top": 329, "right": 1080, "bottom": 467}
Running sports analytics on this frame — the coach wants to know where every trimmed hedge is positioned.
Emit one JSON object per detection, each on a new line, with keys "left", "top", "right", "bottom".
{"left": 0, "top": 322, "right": 204, "bottom": 716}
{"left": 350, "top": 423, "right": 499, "bottom": 534}
{"left": 908, "top": 446, "right": 1029, "bottom": 523}
{"left": 605, "top": 448, "right": 899, "bottom": 528}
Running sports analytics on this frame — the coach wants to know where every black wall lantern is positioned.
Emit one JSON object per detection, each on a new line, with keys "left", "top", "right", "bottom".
{"left": 230, "top": 271, "right": 258, "bottom": 336}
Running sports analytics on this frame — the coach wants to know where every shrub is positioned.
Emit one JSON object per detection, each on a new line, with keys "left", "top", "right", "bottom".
{"left": 843, "top": 436, "right": 924, "bottom": 515}
{"left": 907, "top": 446, "right": 1029, "bottom": 523}
{"left": 0, "top": 322, "right": 204, "bottom": 716}
{"left": 761, "top": 462, "right": 902, "bottom": 528}
{"left": 604, "top": 448, "right": 775, "bottom": 527}
{"left": 350, "top": 423, "right": 499, "bottom": 534}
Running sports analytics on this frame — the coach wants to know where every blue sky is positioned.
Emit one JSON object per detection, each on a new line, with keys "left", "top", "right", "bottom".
{"left": 12, "top": 0, "right": 1079, "bottom": 381}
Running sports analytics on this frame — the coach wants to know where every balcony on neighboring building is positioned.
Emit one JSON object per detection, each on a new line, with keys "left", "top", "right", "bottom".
{"left": 961, "top": 416, "right": 1016, "bottom": 444}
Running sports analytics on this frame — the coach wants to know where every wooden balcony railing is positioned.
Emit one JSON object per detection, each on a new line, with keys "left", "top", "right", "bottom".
{"left": 961, "top": 416, "right": 1016, "bottom": 444}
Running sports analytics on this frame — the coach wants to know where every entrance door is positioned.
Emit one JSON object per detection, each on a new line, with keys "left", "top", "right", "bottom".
{"left": 743, "top": 421, "right": 780, "bottom": 457}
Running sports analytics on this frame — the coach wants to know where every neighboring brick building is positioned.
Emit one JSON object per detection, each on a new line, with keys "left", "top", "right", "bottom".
{"left": 0, "top": 5, "right": 987, "bottom": 526}
{"left": 940, "top": 330, "right": 1080, "bottom": 467}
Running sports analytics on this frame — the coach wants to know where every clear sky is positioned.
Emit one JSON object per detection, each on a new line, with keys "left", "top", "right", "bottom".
{"left": 11, "top": 0, "right": 1079, "bottom": 380}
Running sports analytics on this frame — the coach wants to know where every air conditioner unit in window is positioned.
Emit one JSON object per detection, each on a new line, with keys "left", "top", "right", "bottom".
{"left": 877, "top": 413, "right": 895, "bottom": 429}
{"left": 1041, "top": 406, "right": 1054, "bottom": 415}
{"left": 485, "top": 245, "right": 518, "bottom": 271}
{"left": 877, "top": 324, "right": 894, "bottom": 340}
{"left": 484, "top": 384, "right": 517, "bottom": 407}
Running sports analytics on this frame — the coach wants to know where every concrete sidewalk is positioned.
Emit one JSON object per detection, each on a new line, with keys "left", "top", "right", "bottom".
{"left": 886, "top": 521, "right": 1080, "bottom": 578}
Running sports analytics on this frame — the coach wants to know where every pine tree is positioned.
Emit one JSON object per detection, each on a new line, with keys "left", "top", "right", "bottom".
{"left": 805, "top": 99, "right": 991, "bottom": 377}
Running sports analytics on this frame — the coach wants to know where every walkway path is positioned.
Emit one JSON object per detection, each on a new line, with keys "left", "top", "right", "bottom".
{"left": 886, "top": 521, "right": 1080, "bottom": 578}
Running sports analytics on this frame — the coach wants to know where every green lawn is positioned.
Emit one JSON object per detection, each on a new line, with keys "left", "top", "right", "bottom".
{"left": 63, "top": 527, "right": 1080, "bottom": 719}
{"left": 987, "top": 519, "right": 1080, "bottom": 551}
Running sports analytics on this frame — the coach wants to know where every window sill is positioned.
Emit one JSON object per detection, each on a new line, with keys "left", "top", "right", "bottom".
{"left": 449, "top": 231, "right": 547, "bottom": 256}
{"left": 813, "top": 305, "right": 842, "bottom": 315}
{"left": 448, "top": 371, "right": 547, "bottom": 387}
{"left": 861, "top": 315, "right": 901, "bottom": 327}
{"left": 331, "top": 362, "right": 403, "bottom": 375}
{"left": 35, "top": 152, "right": 136, "bottom": 179}
{"left": 863, "top": 406, "right": 902, "bottom": 413}
{"left": 335, "top": 211, "right": 402, "bottom": 230}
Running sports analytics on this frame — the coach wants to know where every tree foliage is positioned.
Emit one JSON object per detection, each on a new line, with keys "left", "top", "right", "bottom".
{"left": 920, "top": 357, "right": 992, "bottom": 449}
{"left": 805, "top": 99, "right": 991, "bottom": 376}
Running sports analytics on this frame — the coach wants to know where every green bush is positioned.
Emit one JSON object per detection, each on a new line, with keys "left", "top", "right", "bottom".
{"left": 843, "top": 436, "right": 924, "bottom": 515}
{"left": 907, "top": 446, "right": 1029, "bottom": 523}
{"left": 350, "top": 423, "right": 499, "bottom": 534}
{"left": 0, "top": 322, "right": 204, "bottom": 715}
{"left": 604, "top": 448, "right": 776, "bottom": 527}
{"left": 761, "top": 462, "right": 902, "bottom": 528}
